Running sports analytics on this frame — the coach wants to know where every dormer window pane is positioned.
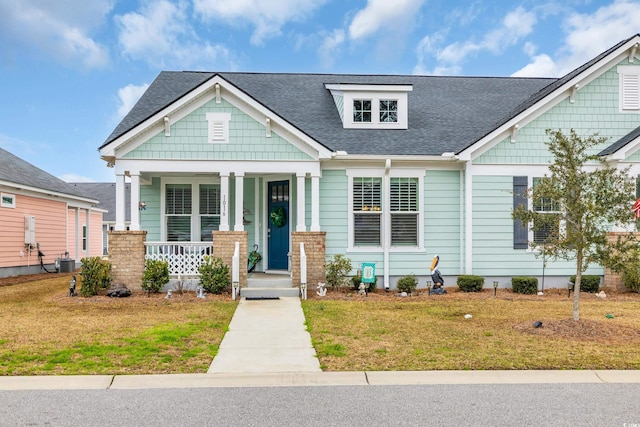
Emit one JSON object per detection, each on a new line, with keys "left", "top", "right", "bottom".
{"left": 353, "top": 99, "right": 372, "bottom": 122}
{"left": 380, "top": 100, "right": 398, "bottom": 122}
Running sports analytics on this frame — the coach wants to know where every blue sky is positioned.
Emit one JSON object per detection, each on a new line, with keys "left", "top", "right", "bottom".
{"left": 1, "top": 0, "right": 639, "bottom": 182}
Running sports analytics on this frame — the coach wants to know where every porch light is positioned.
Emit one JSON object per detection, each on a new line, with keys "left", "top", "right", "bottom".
{"left": 232, "top": 281, "right": 240, "bottom": 300}
{"left": 426, "top": 280, "right": 432, "bottom": 295}
{"left": 493, "top": 281, "right": 499, "bottom": 297}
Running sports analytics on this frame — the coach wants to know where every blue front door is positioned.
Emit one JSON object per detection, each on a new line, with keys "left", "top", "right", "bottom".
{"left": 267, "top": 180, "right": 289, "bottom": 270}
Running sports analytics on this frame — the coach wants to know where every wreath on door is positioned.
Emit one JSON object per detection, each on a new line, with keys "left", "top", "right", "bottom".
{"left": 270, "top": 207, "right": 287, "bottom": 228}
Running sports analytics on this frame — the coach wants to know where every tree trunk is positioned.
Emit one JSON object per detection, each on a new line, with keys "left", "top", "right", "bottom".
{"left": 573, "top": 255, "right": 582, "bottom": 321}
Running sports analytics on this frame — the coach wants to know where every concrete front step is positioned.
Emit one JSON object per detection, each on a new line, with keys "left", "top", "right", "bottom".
{"left": 241, "top": 287, "right": 300, "bottom": 299}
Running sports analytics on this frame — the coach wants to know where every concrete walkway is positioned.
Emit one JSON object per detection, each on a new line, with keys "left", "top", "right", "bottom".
{"left": 207, "top": 296, "right": 321, "bottom": 374}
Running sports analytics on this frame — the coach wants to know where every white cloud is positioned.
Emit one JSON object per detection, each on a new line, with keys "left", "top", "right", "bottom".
{"left": 414, "top": 6, "right": 536, "bottom": 75}
{"left": 115, "top": 0, "right": 234, "bottom": 70}
{"left": 0, "top": 0, "right": 110, "bottom": 69}
{"left": 117, "top": 83, "right": 150, "bottom": 120}
{"left": 60, "top": 174, "right": 95, "bottom": 183}
{"left": 349, "top": 0, "right": 426, "bottom": 41}
{"left": 193, "top": 0, "right": 329, "bottom": 46}
{"left": 318, "top": 29, "right": 345, "bottom": 69}
{"left": 513, "top": 0, "right": 640, "bottom": 77}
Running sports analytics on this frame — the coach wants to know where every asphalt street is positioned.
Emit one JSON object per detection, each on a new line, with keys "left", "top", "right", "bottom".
{"left": 1, "top": 382, "right": 639, "bottom": 426}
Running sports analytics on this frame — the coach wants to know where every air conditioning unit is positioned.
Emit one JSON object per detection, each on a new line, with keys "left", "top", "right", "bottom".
{"left": 24, "top": 215, "right": 36, "bottom": 245}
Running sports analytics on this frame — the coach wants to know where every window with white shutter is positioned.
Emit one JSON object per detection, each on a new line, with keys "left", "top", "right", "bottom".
{"left": 390, "top": 177, "right": 418, "bottom": 246}
{"left": 353, "top": 177, "right": 382, "bottom": 246}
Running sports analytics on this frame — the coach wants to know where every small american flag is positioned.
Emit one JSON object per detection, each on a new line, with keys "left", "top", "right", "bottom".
{"left": 633, "top": 198, "right": 640, "bottom": 220}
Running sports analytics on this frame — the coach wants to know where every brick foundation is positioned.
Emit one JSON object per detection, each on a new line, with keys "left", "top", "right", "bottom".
{"left": 291, "top": 232, "right": 326, "bottom": 288}
{"left": 108, "top": 231, "right": 147, "bottom": 290}
{"left": 213, "top": 231, "right": 248, "bottom": 287}
{"left": 604, "top": 231, "right": 640, "bottom": 291}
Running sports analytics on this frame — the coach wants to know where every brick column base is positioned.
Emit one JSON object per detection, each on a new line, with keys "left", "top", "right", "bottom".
{"left": 108, "top": 231, "right": 147, "bottom": 290}
{"left": 213, "top": 231, "right": 248, "bottom": 287}
{"left": 291, "top": 232, "right": 326, "bottom": 288}
{"left": 605, "top": 231, "right": 640, "bottom": 291}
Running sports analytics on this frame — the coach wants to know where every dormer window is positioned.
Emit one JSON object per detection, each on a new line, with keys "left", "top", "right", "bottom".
{"left": 353, "top": 100, "right": 372, "bottom": 122}
{"left": 326, "top": 83, "right": 412, "bottom": 129}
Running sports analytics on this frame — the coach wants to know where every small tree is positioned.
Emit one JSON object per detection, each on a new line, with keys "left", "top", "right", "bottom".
{"left": 325, "top": 254, "right": 352, "bottom": 288}
{"left": 513, "top": 129, "right": 635, "bottom": 320}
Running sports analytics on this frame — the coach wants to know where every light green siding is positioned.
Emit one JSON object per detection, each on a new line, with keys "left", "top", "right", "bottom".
{"left": 475, "top": 60, "right": 640, "bottom": 165}
{"left": 140, "top": 177, "right": 161, "bottom": 241}
{"left": 123, "top": 98, "right": 313, "bottom": 161}
{"left": 332, "top": 94, "right": 344, "bottom": 123}
{"left": 320, "top": 170, "right": 349, "bottom": 256}
{"left": 424, "top": 169, "right": 461, "bottom": 275}
{"left": 472, "top": 175, "right": 602, "bottom": 276}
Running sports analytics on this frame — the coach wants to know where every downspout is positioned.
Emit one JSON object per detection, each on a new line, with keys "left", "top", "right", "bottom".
{"left": 384, "top": 159, "right": 391, "bottom": 290}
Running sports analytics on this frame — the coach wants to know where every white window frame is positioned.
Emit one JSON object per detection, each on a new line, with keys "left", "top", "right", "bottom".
{"left": 82, "top": 225, "right": 87, "bottom": 252}
{"left": 528, "top": 177, "right": 563, "bottom": 247}
{"left": 347, "top": 169, "right": 424, "bottom": 252}
{"left": 161, "top": 177, "right": 221, "bottom": 242}
{"left": 618, "top": 65, "right": 640, "bottom": 111}
{"left": 1, "top": 193, "right": 16, "bottom": 208}
{"left": 206, "top": 112, "right": 231, "bottom": 143}
{"left": 325, "top": 84, "right": 411, "bottom": 129}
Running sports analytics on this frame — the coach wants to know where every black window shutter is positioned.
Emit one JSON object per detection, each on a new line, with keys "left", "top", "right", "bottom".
{"left": 513, "top": 176, "right": 528, "bottom": 249}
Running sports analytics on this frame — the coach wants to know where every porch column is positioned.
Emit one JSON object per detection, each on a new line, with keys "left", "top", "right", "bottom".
{"left": 310, "top": 174, "right": 320, "bottom": 232}
{"left": 86, "top": 208, "right": 90, "bottom": 256}
{"left": 296, "top": 172, "right": 306, "bottom": 232}
{"left": 115, "top": 173, "right": 126, "bottom": 231}
{"left": 130, "top": 172, "right": 141, "bottom": 231}
{"left": 234, "top": 173, "right": 244, "bottom": 231}
{"left": 220, "top": 173, "right": 230, "bottom": 231}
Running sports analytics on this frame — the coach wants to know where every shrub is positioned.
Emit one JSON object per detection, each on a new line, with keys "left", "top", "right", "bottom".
{"left": 511, "top": 276, "right": 538, "bottom": 294}
{"left": 142, "top": 259, "right": 169, "bottom": 294}
{"left": 325, "top": 254, "right": 352, "bottom": 288}
{"left": 569, "top": 275, "right": 600, "bottom": 293}
{"left": 457, "top": 275, "right": 484, "bottom": 292}
{"left": 198, "top": 256, "right": 231, "bottom": 294}
{"left": 351, "top": 275, "right": 377, "bottom": 293}
{"left": 621, "top": 265, "right": 640, "bottom": 293}
{"left": 79, "top": 257, "right": 111, "bottom": 297}
{"left": 396, "top": 274, "right": 418, "bottom": 294}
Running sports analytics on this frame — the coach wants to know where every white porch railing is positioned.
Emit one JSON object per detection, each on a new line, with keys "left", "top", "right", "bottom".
{"left": 145, "top": 242, "right": 212, "bottom": 277}
{"left": 299, "top": 242, "right": 307, "bottom": 300}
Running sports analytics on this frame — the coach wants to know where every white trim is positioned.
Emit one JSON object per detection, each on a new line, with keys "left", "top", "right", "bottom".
{"left": 0, "top": 180, "right": 98, "bottom": 206}
{"left": 618, "top": 65, "right": 640, "bottom": 111}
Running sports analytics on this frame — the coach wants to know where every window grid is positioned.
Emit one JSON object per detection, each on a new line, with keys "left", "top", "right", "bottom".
{"left": 353, "top": 99, "right": 372, "bottom": 123}
{"left": 380, "top": 100, "right": 398, "bottom": 123}
{"left": 532, "top": 177, "right": 560, "bottom": 244}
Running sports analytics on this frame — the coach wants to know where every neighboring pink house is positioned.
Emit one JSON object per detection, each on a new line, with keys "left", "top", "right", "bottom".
{"left": 0, "top": 147, "right": 104, "bottom": 278}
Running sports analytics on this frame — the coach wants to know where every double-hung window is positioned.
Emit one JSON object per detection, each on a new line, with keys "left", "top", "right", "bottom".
{"left": 390, "top": 177, "right": 418, "bottom": 246}
{"left": 532, "top": 177, "right": 560, "bottom": 244}
{"left": 166, "top": 184, "right": 192, "bottom": 242}
{"left": 164, "top": 181, "right": 221, "bottom": 242}
{"left": 353, "top": 177, "right": 382, "bottom": 246}
{"left": 350, "top": 173, "right": 422, "bottom": 249}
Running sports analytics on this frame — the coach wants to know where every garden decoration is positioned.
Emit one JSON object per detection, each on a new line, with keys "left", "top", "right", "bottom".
{"left": 270, "top": 207, "right": 286, "bottom": 227}
{"left": 430, "top": 255, "right": 446, "bottom": 294}
{"left": 68, "top": 276, "right": 76, "bottom": 297}
{"left": 248, "top": 244, "right": 262, "bottom": 273}
{"left": 317, "top": 282, "right": 327, "bottom": 297}
{"left": 196, "top": 285, "right": 206, "bottom": 299}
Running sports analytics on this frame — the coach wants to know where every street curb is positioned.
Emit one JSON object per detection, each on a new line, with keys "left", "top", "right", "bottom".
{"left": 0, "top": 370, "right": 639, "bottom": 390}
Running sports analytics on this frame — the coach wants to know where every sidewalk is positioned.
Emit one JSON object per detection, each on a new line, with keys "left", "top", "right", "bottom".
{"left": 207, "top": 296, "right": 321, "bottom": 374}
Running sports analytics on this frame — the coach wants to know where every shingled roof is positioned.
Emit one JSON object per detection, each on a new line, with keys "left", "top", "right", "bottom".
{"left": 70, "top": 182, "right": 131, "bottom": 222}
{"left": 101, "top": 72, "right": 555, "bottom": 156}
{"left": 0, "top": 147, "right": 96, "bottom": 201}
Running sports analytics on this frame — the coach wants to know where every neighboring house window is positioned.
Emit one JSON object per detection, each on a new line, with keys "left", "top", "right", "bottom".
{"left": 206, "top": 112, "right": 231, "bottom": 143}
{"left": 199, "top": 184, "right": 221, "bottom": 241}
{"left": 379, "top": 100, "right": 398, "bottom": 123}
{"left": 618, "top": 66, "right": 640, "bottom": 110}
{"left": 390, "top": 177, "right": 418, "bottom": 246}
{"left": 1, "top": 193, "right": 16, "bottom": 208}
{"left": 353, "top": 100, "right": 372, "bottom": 123}
{"left": 532, "top": 177, "right": 560, "bottom": 244}
{"left": 353, "top": 177, "right": 382, "bottom": 246}
{"left": 82, "top": 225, "right": 87, "bottom": 251}
{"left": 166, "top": 184, "right": 192, "bottom": 241}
